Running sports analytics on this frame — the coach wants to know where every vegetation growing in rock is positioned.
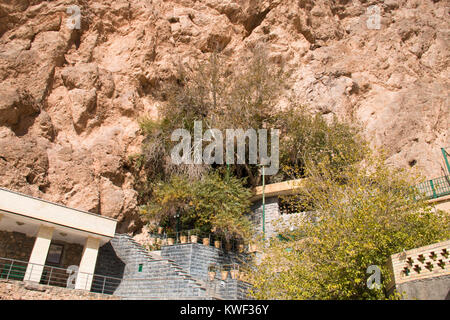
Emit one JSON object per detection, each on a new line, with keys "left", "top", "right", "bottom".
{"left": 140, "top": 172, "right": 253, "bottom": 243}
{"left": 133, "top": 50, "right": 365, "bottom": 243}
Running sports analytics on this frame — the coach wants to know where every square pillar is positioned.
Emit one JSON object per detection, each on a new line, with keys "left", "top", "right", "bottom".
{"left": 24, "top": 225, "right": 54, "bottom": 282}
{"left": 75, "top": 236, "right": 100, "bottom": 290}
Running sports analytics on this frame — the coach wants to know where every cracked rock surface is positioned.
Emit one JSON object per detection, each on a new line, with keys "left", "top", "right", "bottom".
{"left": 0, "top": 0, "right": 448, "bottom": 233}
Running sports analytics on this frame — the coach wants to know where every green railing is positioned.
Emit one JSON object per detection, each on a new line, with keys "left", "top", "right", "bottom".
{"left": 0, "top": 257, "right": 121, "bottom": 295}
{"left": 416, "top": 175, "right": 450, "bottom": 199}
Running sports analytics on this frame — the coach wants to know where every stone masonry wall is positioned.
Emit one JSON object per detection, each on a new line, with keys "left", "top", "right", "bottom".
{"left": 251, "top": 197, "right": 280, "bottom": 238}
{"left": 0, "top": 230, "right": 83, "bottom": 269}
{"left": 106, "top": 234, "right": 207, "bottom": 299}
{"left": 161, "top": 243, "right": 252, "bottom": 299}
{"left": 161, "top": 243, "right": 247, "bottom": 282}
{"left": 0, "top": 230, "right": 35, "bottom": 262}
{"left": 94, "top": 242, "right": 125, "bottom": 279}
{"left": 0, "top": 279, "right": 119, "bottom": 300}
{"left": 52, "top": 240, "right": 83, "bottom": 269}
{"left": 215, "top": 279, "right": 253, "bottom": 300}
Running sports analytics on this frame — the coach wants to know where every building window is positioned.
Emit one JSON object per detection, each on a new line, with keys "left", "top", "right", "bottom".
{"left": 278, "top": 196, "right": 299, "bottom": 215}
{"left": 278, "top": 195, "right": 314, "bottom": 215}
{"left": 46, "top": 243, "right": 64, "bottom": 265}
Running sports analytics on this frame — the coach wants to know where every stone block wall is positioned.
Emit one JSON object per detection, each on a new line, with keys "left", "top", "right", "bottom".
{"left": 93, "top": 235, "right": 252, "bottom": 299}
{"left": 94, "top": 242, "right": 125, "bottom": 279}
{"left": 0, "top": 230, "right": 83, "bottom": 269}
{"left": 104, "top": 234, "right": 208, "bottom": 300}
{"left": 214, "top": 279, "right": 253, "bottom": 300}
{"left": 52, "top": 240, "right": 83, "bottom": 269}
{"left": 250, "top": 197, "right": 280, "bottom": 238}
{"left": 0, "top": 230, "right": 35, "bottom": 262}
{"left": 161, "top": 243, "right": 252, "bottom": 299}
{"left": 0, "top": 279, "right": 118, "bottom": 300}
{"left": 161, "top": 243, "right": 247, "bottom": 282}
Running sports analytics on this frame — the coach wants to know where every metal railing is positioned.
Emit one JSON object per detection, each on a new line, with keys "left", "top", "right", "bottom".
{"left": 415, "top": 175, "right": 450, "bottom": 200}
{"left": 90, "top": 274, "right": 122, "bottom": 295}
{"left": 0, "top": 257, "right": 121, "bottom": 295}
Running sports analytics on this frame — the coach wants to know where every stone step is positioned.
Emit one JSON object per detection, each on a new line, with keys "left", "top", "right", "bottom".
{"left": 110, "top": 233, "right": 208, "bottom": 299}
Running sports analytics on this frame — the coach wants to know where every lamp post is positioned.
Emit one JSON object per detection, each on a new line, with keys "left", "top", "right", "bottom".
{"left": 442, "top": 148, "right": 450, "bottom": 175}
{"left": 175, "top": 211, "right": 180, "bottom": 244}
{"left": 259, "top": 165, "right": 266, "bottom": 239}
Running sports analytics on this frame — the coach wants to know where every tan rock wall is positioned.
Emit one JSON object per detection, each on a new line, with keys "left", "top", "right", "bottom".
{"left": 0, "top": 0, "right": 448, "bottom": 234}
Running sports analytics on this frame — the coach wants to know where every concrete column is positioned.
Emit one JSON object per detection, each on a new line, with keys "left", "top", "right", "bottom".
{"left": 75, "top": 236, "right": 100, "bottom": 290}
{"left": 24, "top": 225, "right": 54, "bottom": 282}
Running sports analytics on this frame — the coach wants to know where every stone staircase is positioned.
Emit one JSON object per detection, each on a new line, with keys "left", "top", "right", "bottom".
{"left": 110, "top": 234, "right": 211, "bottom": 300}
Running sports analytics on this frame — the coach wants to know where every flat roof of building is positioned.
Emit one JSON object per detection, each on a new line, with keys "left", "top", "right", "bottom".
{"left": 0, "top": 187, "right": 117, "bottom": 240}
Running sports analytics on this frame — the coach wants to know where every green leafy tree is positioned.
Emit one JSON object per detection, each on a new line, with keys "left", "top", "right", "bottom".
{"left": 249, "top": 152, "right": 450, "bottom": 299}
{"left": 193, "top": 172, "right": 254, "bottom": 242}
{"left": 140, "top": 175, "right": 194, "bottom": 235}
{"left": 140, "top": 172, "right": 253, "bottom": 242}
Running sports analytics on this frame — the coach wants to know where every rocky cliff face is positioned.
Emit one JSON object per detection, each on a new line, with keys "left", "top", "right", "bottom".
{"left": 0, "top": 0, "right": 448, "bottom": 232}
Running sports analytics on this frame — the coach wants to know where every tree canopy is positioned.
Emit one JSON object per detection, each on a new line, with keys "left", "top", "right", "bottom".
{"left": 248, "top": 152, "right": 450, "bottom": 299}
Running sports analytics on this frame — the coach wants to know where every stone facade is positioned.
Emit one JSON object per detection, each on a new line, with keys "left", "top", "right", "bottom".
{"left": 250, "top": 197, "right": 281, "bottom": 238}
{"left": 93, "top": 234, "right": 252, "bottom": 299}
{"left": 161, "top": 243, "right": 249, "bottom": 283}
{"left": 0, "top": 230, "right": 83, "bottom": 269}
{"left": 0, "top": 279, "right": 118, "bottom": 300}
{"left": 50, "top": 240, "right": 83, "bottom": 269}
{"left": 0, "top": 230, "right": 35, "bottom": 262}
{"left": 215, "top": 279, "right": 253, "bottom": 300}
{"left": 94, "top": 242, "right": 125, "bottom": 279}
{"left": 107, "top": 234, "right": 208, "bottom": 299}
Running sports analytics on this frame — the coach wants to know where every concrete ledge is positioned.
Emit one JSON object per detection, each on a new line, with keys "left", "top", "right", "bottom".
{"left": 250, "top": 179, "right": 307, "bottom": 201}
{"left": 428, "top": 194, "right": 450, "bottom": 213}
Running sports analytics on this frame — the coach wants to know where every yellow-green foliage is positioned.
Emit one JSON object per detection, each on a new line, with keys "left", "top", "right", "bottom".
{"left": 249, "top": 153, "right": 450, "bottom": 300}
{"left": 140, "top": 172, "right": 253, "bottom": 241}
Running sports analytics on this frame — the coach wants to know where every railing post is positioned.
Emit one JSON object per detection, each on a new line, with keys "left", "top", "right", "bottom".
{"left": 102, "top": 276, "right": 106, "bottom": 294}
{"left": 262, "top": 165, "right": 266, "bottom": 238}
{"left": 430, "top": 179, "right": 437, "bottom": 199}
{"left": 27, "top": 264, "right": 33, "bottom": 281}
{"left": 442, "top": 148, "right": 450, "bottom": 175}
{"left": 47, "top": 267, "right": 53, "bottom": 285}
{"left": 7, "top": 261, "right": 13, "bottom": 280}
